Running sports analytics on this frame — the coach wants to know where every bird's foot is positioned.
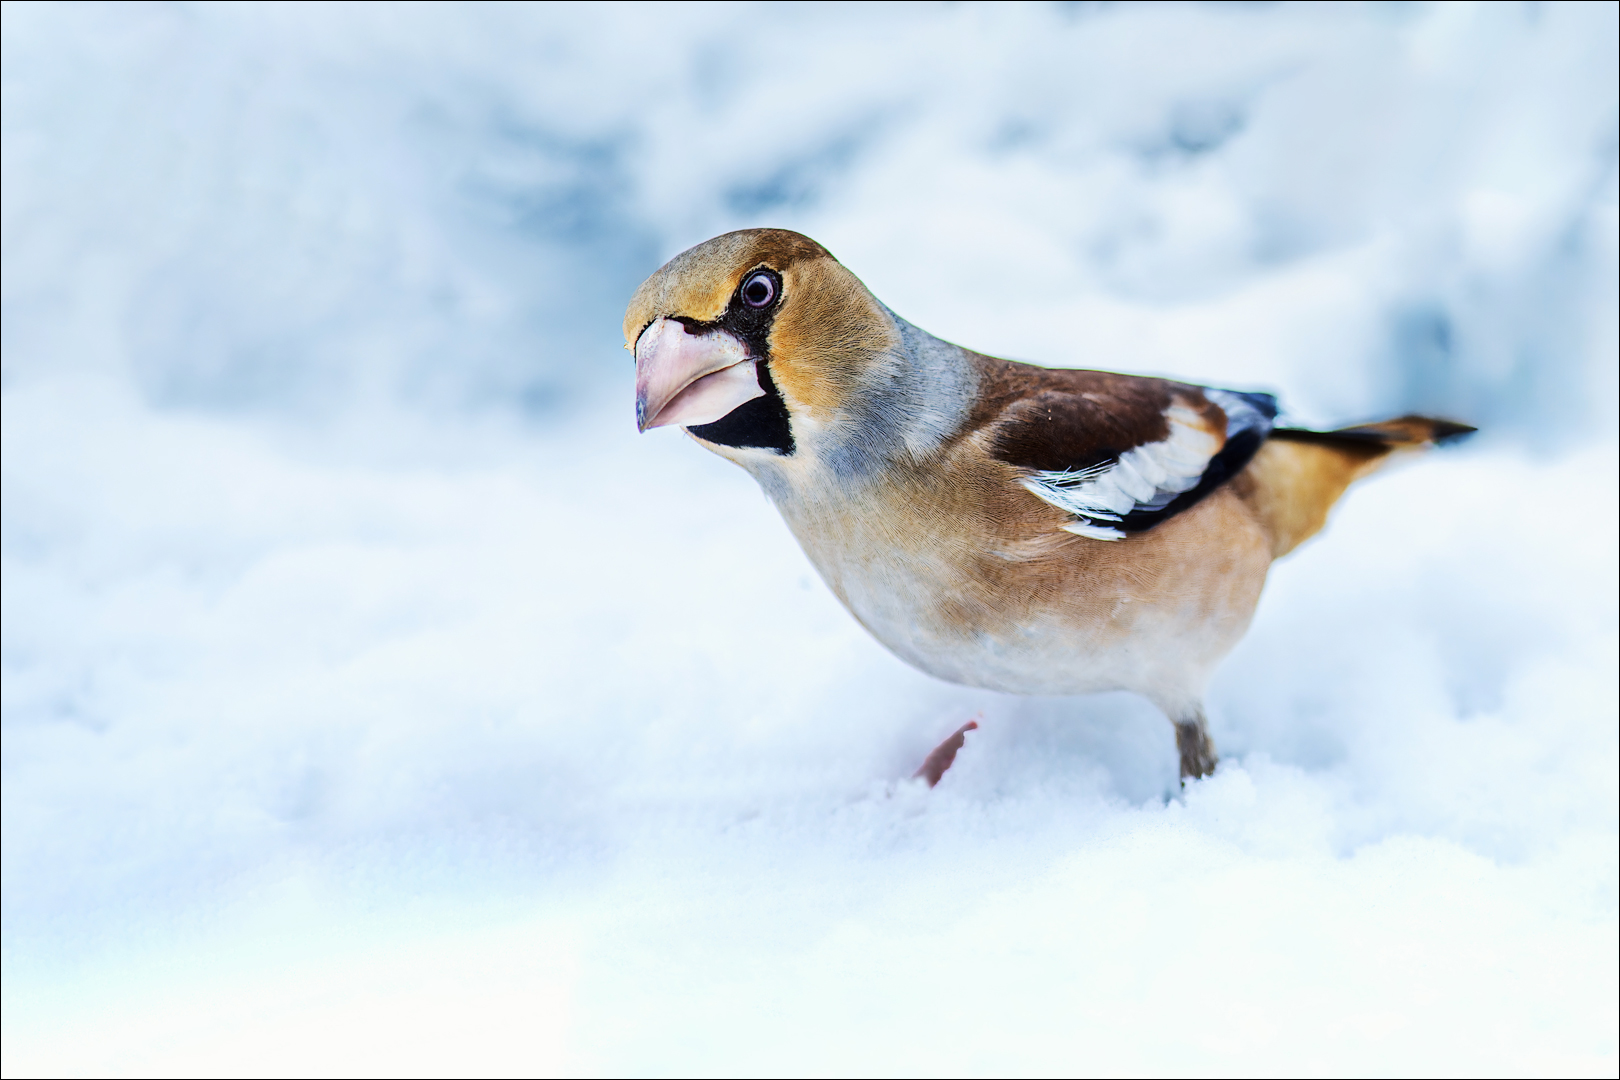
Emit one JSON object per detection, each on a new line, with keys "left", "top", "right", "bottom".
{"left": 914, "top": 717, "right": 980, "bottom": 787}
{"left": 1176, "top": 719, "right": 1218, "bottom": 783}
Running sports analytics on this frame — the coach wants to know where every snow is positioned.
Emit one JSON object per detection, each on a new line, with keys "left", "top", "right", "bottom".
{"left": 3, "top": 2, "right": 1616, "bottom": 1075}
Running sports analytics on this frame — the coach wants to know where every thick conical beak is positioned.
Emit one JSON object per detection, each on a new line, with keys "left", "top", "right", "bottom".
{"left": 634, "top": 317, "right": 766, "bottom": 432}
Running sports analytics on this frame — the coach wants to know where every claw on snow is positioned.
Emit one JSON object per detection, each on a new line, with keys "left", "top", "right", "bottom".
{"left": 914, "top": 717, "right": 980, "bottom": 787}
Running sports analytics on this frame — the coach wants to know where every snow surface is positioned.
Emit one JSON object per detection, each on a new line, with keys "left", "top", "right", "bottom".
{"left": 3, "top": 2, "right": 1616, "bottom": 1075}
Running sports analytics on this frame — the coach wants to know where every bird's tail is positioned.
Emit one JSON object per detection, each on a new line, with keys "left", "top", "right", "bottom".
{"left": 1237, "top": 415, "right": 1477, "bottom": 558}
{"left": 1269, "top": 416, "right": 1478, "bottom": 450}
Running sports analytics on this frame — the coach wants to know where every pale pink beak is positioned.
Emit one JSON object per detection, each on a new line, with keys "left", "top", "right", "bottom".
{"left": 634, "top": 317, "right": 766, "bottom": 433}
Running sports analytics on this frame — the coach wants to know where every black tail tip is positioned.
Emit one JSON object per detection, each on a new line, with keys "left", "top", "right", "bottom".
{"left": 1429, "top": 419, "right": 1478, "bottom": 445}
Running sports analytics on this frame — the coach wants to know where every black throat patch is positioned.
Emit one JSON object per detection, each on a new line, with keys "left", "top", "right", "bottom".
{"left": 685, "top": 360, "right": 794, "bottom": 455}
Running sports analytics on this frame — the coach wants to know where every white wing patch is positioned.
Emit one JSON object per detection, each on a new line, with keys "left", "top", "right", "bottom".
{"left": 1021, "top": 405, "right": 1224, "bottom": 541}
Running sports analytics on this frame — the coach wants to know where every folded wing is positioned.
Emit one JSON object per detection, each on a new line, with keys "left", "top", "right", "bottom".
{"left": 980, "top": 364, "right": 1277, "bottom": 540}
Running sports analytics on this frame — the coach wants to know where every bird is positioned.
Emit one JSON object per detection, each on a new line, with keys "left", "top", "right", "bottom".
{"left": 624, "top": 228, "right": 1473, "bottom": 784}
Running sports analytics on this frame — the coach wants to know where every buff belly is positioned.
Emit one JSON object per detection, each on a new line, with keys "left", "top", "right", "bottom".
{"left": 781, "top": 486, "right": 1275, "bottom": 707}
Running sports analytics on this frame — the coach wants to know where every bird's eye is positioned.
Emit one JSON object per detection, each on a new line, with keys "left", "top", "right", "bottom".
{"left": 741, "top": 271, "right": 777, "bottom": 308}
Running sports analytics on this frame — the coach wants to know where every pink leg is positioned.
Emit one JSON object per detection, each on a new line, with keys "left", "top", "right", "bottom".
{"left": 913, "top": 718, "right": 980, "bottom": 787}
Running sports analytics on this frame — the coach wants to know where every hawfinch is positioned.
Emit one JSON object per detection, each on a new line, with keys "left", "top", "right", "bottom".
{"left": 624, "top": 229, "right": 1472, "bottom": 783}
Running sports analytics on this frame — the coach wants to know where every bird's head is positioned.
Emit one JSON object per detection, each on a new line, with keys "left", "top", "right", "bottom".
{"left": 623, "top": 229, "right": 901, "bottom": 462}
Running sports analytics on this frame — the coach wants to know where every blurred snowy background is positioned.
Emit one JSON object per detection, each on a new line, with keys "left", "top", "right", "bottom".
{"left": 3, "top": 1, "right": 1616, "bottom": 1074}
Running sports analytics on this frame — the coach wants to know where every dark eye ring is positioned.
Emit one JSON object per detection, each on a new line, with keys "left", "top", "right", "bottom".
{"left": 741, "top": 270, "right": 777, "bottom": 308}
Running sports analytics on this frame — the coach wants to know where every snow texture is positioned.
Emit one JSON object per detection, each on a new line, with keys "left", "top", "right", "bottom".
{"left": 3, "top": 2, "right": 1616, "bottom": 1075}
